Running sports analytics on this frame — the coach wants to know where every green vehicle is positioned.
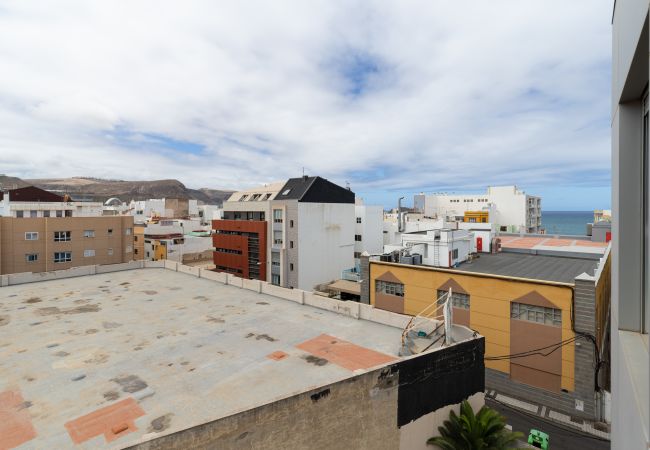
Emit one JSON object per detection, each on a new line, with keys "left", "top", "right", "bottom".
{"left": 527, "top": 429, "right": 549, "bottom": 449}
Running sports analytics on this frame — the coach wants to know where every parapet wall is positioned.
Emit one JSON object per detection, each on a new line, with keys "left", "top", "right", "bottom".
{"left": 0, "top": 260, "right": 418, "bottom": 331}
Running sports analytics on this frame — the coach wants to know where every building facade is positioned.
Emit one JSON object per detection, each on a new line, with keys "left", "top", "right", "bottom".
{"left": 0, "top": 216, "right": 134, "bottom": 274}
{"left": 418, "top": 185, "right": 541, "bottom": 233}
{"left": 365, "top": 250, "right": 610, "bottom": 420}
{"left": 213, "top": 177, "right": 355, "bottom": 291}
{"left": 354, "top": 200, "right": 384, "bottom": 260}
{"left": 0, "top": 186, "right": 103, "bottom": 218}
{"left": 611, "top": 1, "right": 650, "bottom": 448}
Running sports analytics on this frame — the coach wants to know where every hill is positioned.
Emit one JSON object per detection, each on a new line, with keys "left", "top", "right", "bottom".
{"left": 1, "top": 175, "right": 233, "bottom": 205}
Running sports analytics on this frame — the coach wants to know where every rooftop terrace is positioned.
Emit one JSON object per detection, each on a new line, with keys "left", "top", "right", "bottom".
{"left": 498, "top": 235, "right": 608, "bottom": 254}
{"left": 0, "top": 265, "right": 465, "bottom": 449}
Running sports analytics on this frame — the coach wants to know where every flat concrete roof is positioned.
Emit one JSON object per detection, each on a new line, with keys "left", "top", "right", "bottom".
{"left": 498, "top": 235, "right": 608, "bottom": 255}
{"left": 0, "top": 269, "right": 407, "bottom": 449}
{"left": 454, "top": 252, "right": 599, "bottom": 283}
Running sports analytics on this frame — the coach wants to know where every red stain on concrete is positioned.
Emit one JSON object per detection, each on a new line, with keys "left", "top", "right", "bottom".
{"left": 267, "top": 351, "right": 289, "bottom": 361}
{"left": 64, "top": 397, "right": 145, "bottom": 444}
{"left": 296, "top": 334, "right": 397, "bottom": 371}
{"left": 0, "top": 389, "right": 37, "bottom": 450}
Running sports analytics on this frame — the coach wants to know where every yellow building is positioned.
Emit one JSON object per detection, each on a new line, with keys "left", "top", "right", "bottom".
{"left": 463, "top": 210, "right": 488, "bottom": 223}
{"left": 367, "top": 249, "right": 610, "bottom": 419}
{"left": 133, "top": 224, "right": 145, "bottom": 260}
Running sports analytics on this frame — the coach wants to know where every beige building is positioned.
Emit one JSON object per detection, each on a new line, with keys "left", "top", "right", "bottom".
{"left": 0, "top": 216, "right": 134, "bottom": 274}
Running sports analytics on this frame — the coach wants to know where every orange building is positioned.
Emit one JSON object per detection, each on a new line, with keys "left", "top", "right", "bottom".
{"left": 212, "top": 219, "right": 267, "bottom": 281}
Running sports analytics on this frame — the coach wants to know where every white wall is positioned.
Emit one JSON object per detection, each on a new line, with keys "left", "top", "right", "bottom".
{"left": 297, "top": 202, "right": 354, "bottom": 290}
{"left": 422, "top": 185, "right": 540, "bottom": 233}
{"left": 401, "top": 230, "right": 472, "bottom": 267}
{"left": 2, "top": 201, "right": 104, "bottom": 217}
{"left": 355, "top": 204, "right": 383, "bottom": 257}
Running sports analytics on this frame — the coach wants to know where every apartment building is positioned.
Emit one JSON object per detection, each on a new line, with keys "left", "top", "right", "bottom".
{"left": 415, "top": 185, "right": 542, "bottom": 233}
{"left": 611, "top": 1, "right": 650, "bottom": 448}
{"left": 0, "top": 216, "right": 134, "bottom": 274}
{"left": 0, "top": 186, "right": 103, "bottom": 217}
{"left": 362, "top": 245, "right": 611, "bottom": 421}
{"left": 213, "top": 176, "right": 355, "bottom": 291}
{"left": 354, "top": 199, "right": 383, "bottom": 259}
{"left": 129, "top": 198, "right": 199, "bottom": 222}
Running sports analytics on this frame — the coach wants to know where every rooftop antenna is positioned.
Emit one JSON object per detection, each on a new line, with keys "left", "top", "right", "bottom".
{"left": 345, "top": 181, "right": 350, "bottom": 191}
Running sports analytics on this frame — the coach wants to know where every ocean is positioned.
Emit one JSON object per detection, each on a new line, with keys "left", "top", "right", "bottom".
{"left": 541, "top": 211, "right": 594, "bottom": 236}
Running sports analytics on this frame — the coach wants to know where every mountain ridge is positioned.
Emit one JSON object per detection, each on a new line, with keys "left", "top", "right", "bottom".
{"left": 0, "top": 175, "right": 233, "bottom": 205}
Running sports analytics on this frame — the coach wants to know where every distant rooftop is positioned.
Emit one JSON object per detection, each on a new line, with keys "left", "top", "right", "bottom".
{"left": 498, "top": 235, "right": 608, "bottom": 255}
{"left": 455, "top": 252, "right": 599, "bottom": 283}
{"left": 0, "top": 267, "right": 465, "bottom": 448}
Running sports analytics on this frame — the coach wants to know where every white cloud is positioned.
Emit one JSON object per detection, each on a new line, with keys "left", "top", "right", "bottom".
{"left": 0, "top": 0, "right": 611, "bottom": 201}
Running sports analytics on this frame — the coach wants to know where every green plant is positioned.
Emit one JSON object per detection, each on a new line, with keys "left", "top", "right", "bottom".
{"left": 427, "top": 400, "right": 523, "bottom": 450}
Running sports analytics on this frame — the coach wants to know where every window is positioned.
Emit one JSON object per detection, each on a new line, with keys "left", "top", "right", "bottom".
{"left": 216, "top": 248, "right": 242, "bottom": 255}
{"left": 354, "top": 252, "right": 361, "bottom": 258}
{"left": 356, "top": 217, "right": 362, "bottom": 223}
{"left": 262, "top": 193, "right": 272, "bottom": 201}
{"left": 437, "top": 290, "right": 470, "bottom": 309}
{"left": 355, "top": 234, "right": 362, "bottom": 241}
{"left": 290, "top": 220, "right": 294, "bottom": 228}
{"left": 272, "top": 260, "right": 280, "bottom": 267}
{"left": 54, "top": 231, "right": 71, "bottom": 242}
{"left": 56, "top": 210, "right": 63, "bottom": 218}
{"left": 511, "top": 302, "right": 561, "bottom": 327}
{"left": 54, "top": 252, "right": 72, "bottom": 263}
{"left": 83, "top": 249, "right": 95, "bottom": 257}
{"left": 126, "top": 228, "right": 132, "bottom": 235}
{"left": 108, "top": 228, "right": 113, "bottom": 236}
{"left": 64, "top": 210, "right": 72, "bottom": 217}
{"left": 273, "top": 209, "right": 283, "bottom": 223}
{"left": 43, "top": 210, "right": 50, "bottom": 218}
{"left": 290, "top": 263, "right": 294, "bottom": 271}
{"left": 282, "top": 189, "right": 291, "bottom": 196}
{"left": 25, "top": 232, "right": 38, "bottom": 241}
{"left": 83, "top": 230, "right": 95, "bottom": 238}
{"left": 290, "top": 241, "right": 294, "bottom": 249}
{"left": 30, "top": 210, "right": 37, "bottom": 218}
{"left": 452, "top": 248, "right": 459, "bottom": 259}
{"left": 134, "top": 249, "right": 139, "bottom": 255}
{"left": 383, "top": 230, "right": 388, "bottom": 234}
{"left": 375, "top": 280, "right": 404, "bottom": 296}
{"left": 250, "top": 194, "right": 261, "bottom": 201}
{"left": 25, "top": 254, "right": 38, "bottom": 262}
{"left": 272, "top": 274, "right": 281, "bottom": 285}
{"left": 108, "top": 248, "right": 114, "bottom": 256}
{"left": 239, "top": 194, "right": 249, "bottom": 201}
{"left": 273, "top": 230, "right": 282, "bottom": 245}
{"left": 16, "top": 210, "right": 23, "bottom": 218}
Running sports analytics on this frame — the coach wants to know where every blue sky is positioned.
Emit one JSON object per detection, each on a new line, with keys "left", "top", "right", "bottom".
{"left": 0, "top": 1, "right": 612, "bottom": 209}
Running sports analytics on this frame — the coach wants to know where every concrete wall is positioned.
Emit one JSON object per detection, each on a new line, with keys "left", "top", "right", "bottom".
{"left": 611, "top": 1, "right": 650, "bottom": 448}
{"left": 127, "top": 344, "right": 484, "bottom": 450}
{"left": 297, "top": 202, "right": 354, "bottom": 291}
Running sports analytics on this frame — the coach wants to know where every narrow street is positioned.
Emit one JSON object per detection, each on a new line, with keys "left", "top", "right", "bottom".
{"left": 486, "top": 398, "right": 610, "bottom": 450}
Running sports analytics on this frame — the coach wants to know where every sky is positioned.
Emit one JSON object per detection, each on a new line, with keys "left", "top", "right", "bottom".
{"left": 0, "top": 1, "right": 612, "bottom": 210}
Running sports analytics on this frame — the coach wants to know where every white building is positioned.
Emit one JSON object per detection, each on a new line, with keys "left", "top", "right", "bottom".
{"left": 0, "top": 186, "right": 103, "bottom": 218}
{"left": 216, "top": 176, "right": 355, "bottom": 291}
{"left": 383, "top": 213, "right": 448, "bottom": 246}
{"left": 417, "top": 185, "right": 542, "bottom": 233}
{"left": 385, "top": 229, "right": 472, "bottom": 268}
{"left": 129, "top": 198, "right": 199, "bottom": 222}
{"left": 354, "top": 199, "right": 384, "bottom": 260}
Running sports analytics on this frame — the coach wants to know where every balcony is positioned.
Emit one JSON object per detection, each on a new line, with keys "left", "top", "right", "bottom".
{"left": 341, "top": 268, "right": 361, "bottom": 282}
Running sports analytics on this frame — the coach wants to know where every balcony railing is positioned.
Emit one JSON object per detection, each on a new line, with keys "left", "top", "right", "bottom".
{"left": 342, "top": 268, "right": 361, "bottom": 282}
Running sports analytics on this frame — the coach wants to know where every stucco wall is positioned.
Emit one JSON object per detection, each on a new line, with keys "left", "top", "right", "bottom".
{"left": 297, "top": 202, "right": 354, "bottom": 291}
{"left": 369, "top": 262, "right": 576, "bottom": 391}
